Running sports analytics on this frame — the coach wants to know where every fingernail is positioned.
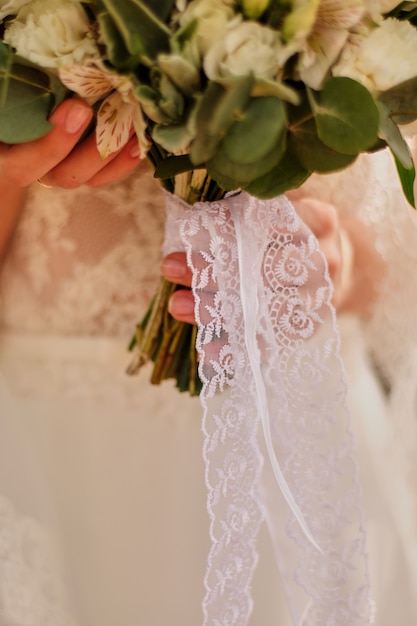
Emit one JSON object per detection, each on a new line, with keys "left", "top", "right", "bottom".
{"left": 64, "top": 101, "right": 92, "bottom": 134}
{"left": 161, "top": 257, "right": 186, "bottom": 279}
{"left": 129, "top": 139, "right": 141, "bottom": 159}
{"left": 169, "top": 291, "right": 194, "bottom": 316}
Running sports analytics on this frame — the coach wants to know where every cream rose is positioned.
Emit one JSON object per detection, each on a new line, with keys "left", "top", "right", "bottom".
{"left": 333, "top": 18, "right": 417, "bottom": 92}
{"left": 3, "top": 0, "right": 99, "bottom": 69}
{"left": 204, "top": 20, "right": 283, "bottom": 81}
{"left": 179, "top": 0, "right": 239, "bottom": 57}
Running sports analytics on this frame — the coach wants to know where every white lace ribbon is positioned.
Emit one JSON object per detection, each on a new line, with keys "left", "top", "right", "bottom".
{"left": 164, "top": 191, "right": 372, "bottom": 626}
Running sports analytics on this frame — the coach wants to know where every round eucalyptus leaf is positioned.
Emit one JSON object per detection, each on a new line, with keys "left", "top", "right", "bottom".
{"left": 244, "top": 151, "right": 310, "bottom": 199}
{"left": 190, "top": 75, "right": 254, "bottom": 165}
{"left": 222, "top": 96, "right": 286, "bottom": 165}
{"left": 289, "top": 117, "right": 356, "bottom": 172}
{"left": 207, "top": 131, "right": 286, "bottom": 188}
{"left": 309, "top": 77, "right": 379, "bottom": 155}
{"left": 152, "top": 121, "right": 194, "bottom": 153}
{"left": 0, "top": 80, "right": 53, "bottom": 143}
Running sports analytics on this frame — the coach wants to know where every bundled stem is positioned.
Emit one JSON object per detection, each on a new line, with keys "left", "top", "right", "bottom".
{"left": 127, "top": 166, "right": 224, "bottom": 395}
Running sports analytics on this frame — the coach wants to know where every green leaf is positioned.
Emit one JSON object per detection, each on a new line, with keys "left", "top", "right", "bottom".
{"left": 97, "top": 0, "right": 170, "bottom": 67}
{"left": 221, "top": 96, "right": 287, "bottom": 165}
{"left": 144, "top": 0, "right": 176, "bottom": 22}
{"left": 378, "top": 76, "right": 417, "bottom": 126}
{"left": 289, "top": 116, "right": 356, "bottom": 172}
{"left": 0, "top": 79, "right": 53, "bottom": 143}
{"left": 190, "top": 74, "right": 254, "bottom": 165}
{"left": 154, "top": 154, "right": 196, "bottom": 179}
{"left": 308, "top": 77, "right": 380, "bottom": 155}
{"left": 0, "top": 50, "right": 67, "bottom": 143}
{"left": 244, "top": 150, "right": 310, "bottom": 198}
{"left": 377, "top": 101, "right": 413, "bottom": 169}
{"left": 207, "top": 131, "right": 286, "bottom": 189}
{"left": 0, "top": 41, "right": 12, "bottom": 108}
{"left": 152, "top": 121, "right": 195, "bottom": 153}
{"left": 393, "top": 151, "right": 416, "bottom": 208}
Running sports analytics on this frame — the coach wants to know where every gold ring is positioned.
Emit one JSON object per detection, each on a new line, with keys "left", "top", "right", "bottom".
{"left": 37, "top": 178, "right": 53, "bottom": 189}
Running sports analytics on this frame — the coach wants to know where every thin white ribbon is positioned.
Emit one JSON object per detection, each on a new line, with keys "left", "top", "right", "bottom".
{"left": 164, "top": 190, "right": 372, "bottom": 626}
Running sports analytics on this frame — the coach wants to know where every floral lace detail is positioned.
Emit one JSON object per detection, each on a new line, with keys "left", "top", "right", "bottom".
{"left": 0, "top": 165, "right": 165, "bottom": 337}
{"left": 0, "top": 495, "right": 75, "bottom": 626}
{"left": 165, "top": 192, "right": 371, "bottom": 626}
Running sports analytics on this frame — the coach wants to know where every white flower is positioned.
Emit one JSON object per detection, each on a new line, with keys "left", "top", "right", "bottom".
{"left": 59, "top": 62, "right": 150, "bottom": 159}
{"left": 3, "top": 0, "right": 99, "bottom": 69}
{"left": 0, "top": 0, "right": 30, "bottom": 21}
{"left": 204, "top": 20, "right": 284, "bottom": 81}
{"left": 333, "top": 18, "right": 417, "bottom": 92}
{"left": 179, "top": 0, "right": 239, "bottom": 57}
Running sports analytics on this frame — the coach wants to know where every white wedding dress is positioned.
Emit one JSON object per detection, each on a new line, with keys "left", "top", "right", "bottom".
{"left": 0, "top": 148, "right": 417, "bottom": 625}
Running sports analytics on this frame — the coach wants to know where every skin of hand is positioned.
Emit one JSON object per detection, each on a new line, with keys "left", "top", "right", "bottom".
{"left": 161, "top": 195, "right": 385, "bottom": 325}
{"left": 0, "top": 98, "right": 142, "bottom": 189}
{"left": 0, "top": 98, "right": 144, "bottom": 262}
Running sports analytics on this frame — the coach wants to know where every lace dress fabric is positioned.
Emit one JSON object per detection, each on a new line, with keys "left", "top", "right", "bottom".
{"left": 0, "top": 165, "right": 286, "bottom": 626}
{"left": 0, "top": 145, "right": 417, "bottom": 625}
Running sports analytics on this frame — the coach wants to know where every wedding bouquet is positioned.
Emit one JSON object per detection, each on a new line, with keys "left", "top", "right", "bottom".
{"left": 1, "top": 0, "right": 417, "bottom": 394}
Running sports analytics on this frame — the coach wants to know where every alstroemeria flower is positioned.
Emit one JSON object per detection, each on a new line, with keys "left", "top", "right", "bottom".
{"left": 0, "top": 0, "right": 31, "bottom": 21}
{"left": 59, "top": 63, "right": 150, "bottom": 159}
{"left": 284, "top": 0, "right": 366, "bottom": 89}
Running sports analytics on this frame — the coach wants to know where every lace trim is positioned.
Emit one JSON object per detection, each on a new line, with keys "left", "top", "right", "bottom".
{"left": 0, "top": 495, "right": 75, "bottom": 626}
{"left": 165, "top": 191, "right": 372, "bottom": 625}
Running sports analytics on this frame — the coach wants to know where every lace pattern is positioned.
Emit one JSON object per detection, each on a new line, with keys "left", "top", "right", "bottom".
{"left": 0, "top": 166, "right": 165, "bottom": 337}
{"left": 165, "top": 191, "right": 371, "bottom": 626}
{"left": 0, "top": 495, "right": 75, "bottom": 626}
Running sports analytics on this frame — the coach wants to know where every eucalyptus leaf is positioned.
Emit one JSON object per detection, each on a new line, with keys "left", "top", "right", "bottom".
{"left": 207, "top": 131, "right": 286, "bottom": 187}
{"left": 378, "top": 76, "right": 417, "bottom": 126}
{"left": 0, "top": 41, "right": 12, "bottom": 108}
{"left": 144, "top": 0, "right": 176, "bottom": 22}
{"left": 393, "top": 151, "right": 416, "bottom": 208}
{"left": 0, "top": 51, "right": 67, "bottom": 143}
{"left": 378, "top": 101, "right": 413, "bottom": 169}
{"left": 152, "top": 121, "right": 195, "bottom": 153}
{"left": 244, "top": 150, "right": 310, "bottom": 198}
{"left": 222, "top": 96, "right": 286, "bottom": 165}
{"left": 154, "top": 154, "right": 196, "bottom": 179}
{"left": 289, "top": 116, "right": 356, "bottom": 172}
{"left": 308, "top": 77, "right": 379, "bottom": 155}
{"left": 0, "top": 79, "right": 53, "bottom": 142}
{"left": 190, "top": 75, "right": 254, "bottom": 165}
{"left": 97, "top": 0, "right": 170, "bottom": 67}
{"left": 251, "top": 76, "right": 300, "bottom": 104}
{"left": 96, "top": 10, "right": 133, "bottom": 70}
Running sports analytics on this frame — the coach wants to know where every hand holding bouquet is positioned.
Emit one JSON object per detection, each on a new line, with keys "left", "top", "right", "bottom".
{"left": 1, "top": 0, "right": 417, "bottom": 393}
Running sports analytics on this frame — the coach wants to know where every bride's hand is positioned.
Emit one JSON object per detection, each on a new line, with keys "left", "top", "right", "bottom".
{"left": 161, "top": 194, "right": 362, "bottom": 324}
{"left": 0, "top": 98, "right": 142, "bottom": 189}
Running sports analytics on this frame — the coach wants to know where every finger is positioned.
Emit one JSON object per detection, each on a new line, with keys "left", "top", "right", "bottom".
{"left": 318, "top": 233, "right": 343, "bottom": 282}
{"left": 293, "top": 197, "right": 338, "bottom": 239}
{"left": 168, "top": 289, "right": 195, "bottom": 324}
{"left": 0, "top": 99, "right": 93, "bottom": 187}
{"left": 161, "top": 252, "right": 193, "bottom": 287}
{"left": 87, "top": 136, "right": 142, "bottom": 187}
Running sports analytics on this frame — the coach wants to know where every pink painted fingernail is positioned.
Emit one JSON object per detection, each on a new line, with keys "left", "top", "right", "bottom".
{"left": 64, "top": 101, "right": 92, "bottom": 134}
{"left": 169, "top": 291, "right": 194, "bottom": 316}
{"left": 161, "top": 257, "right": 186, "bottom": 279}
{"left": 129, "top": 139, "right": 141, "bottom": 159}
